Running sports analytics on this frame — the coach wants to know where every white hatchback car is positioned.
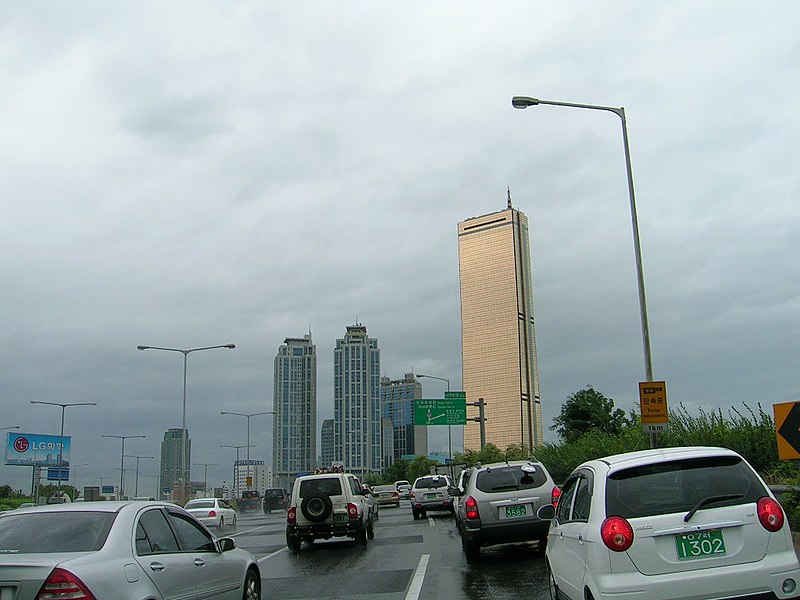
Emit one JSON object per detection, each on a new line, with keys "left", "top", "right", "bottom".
{"left": 540, "top": 446, "right": 800, "bottom": 600}
{"left": 184, "top": 498, "right": 237, "bottom": 532}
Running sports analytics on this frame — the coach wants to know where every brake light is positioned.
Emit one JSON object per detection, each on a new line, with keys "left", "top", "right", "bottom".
{"left": 208, "top": 510, "right": 217, "bottom": 517}
{"left": 287, "top": 506, "right": 296, "bottom": 524}
{"left": 347, "top": 503, "right": 359, "bottom": 520}
{"left": 465, "top": 495, "right": 479, "bottom": 520}
{"left": 36, "top": 568, "right": 97, "bottom": 600}
{"left": 551, "top": 486, "right": 561, "bottom": 507}
{"left": 757, "top": 497, "right": 785, "bottom": 532}
{"left": 601, "top": 516, "right": 634, "bottom": 552}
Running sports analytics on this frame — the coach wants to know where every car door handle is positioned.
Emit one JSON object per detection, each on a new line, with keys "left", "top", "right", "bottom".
{"left": 578, "top": 534, "right": 584, "bottom": 544}
{"left": 558, "top": 531, "right": 564, "bottom": 540}
{"left": 149, "top": 562, "right": 165, "bottom": 572}
{"left": 194, "top": 558, "right": 206, "bottom": 567}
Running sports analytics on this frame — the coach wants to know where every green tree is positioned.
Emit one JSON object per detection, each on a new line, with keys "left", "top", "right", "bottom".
{"left": 383, "top": 459, "right": 410, "bottom": 484}
{"left": 551, "top": 386, "right": 630, "bottom": 443}
{"left": 407, "top": 456, "right": 438, "bottom": 481}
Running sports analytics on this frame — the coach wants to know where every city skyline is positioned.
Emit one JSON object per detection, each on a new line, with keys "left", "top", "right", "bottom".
{"left": 2, "top": 3, "right": 797, "bottom": 493}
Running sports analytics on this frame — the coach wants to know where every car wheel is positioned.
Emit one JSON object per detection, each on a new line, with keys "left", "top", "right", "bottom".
{"left": 286, "top": 532, "right": 301, "bottom": 554}
{"left": 367, "top": 518, "right": 375, "bottom": 540}
{"left": 412, "top": 509, "right": 420, "bottom": 520}
{"left": 356, "top": 522, "right": 368, "bottom": 546}
{"left": 218, "top": 517, "right": 225, "bottom": 532}
{"left": 301, "top": 493, "right": 333, "bottom": 523}
{"left": 232, "top": 514, "right": 237, "bottom": 528}
{"left": 546, "top": 562, "right": 559, "bottom": 600}
{"left": 242, "top": 567, "right": 261, "bottom": 600}
{"left": 464, "top": 538, "right": 480, "bottom": 561}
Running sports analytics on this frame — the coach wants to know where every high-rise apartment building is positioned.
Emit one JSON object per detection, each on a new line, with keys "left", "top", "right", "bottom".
{"left": 458, "top": 196, "right": 544, "bottom": 451}
{"left": 320, "top": 419, "right": 334, "bottom": 468}
{"left": 380, "top": 373, "right": 427, "bottom": 460}
{"left": 334, "top": 324, "right": 382, "bottom": 476}
{"left": 159, "top": 427, "right": 191, "bottom": 500}
{"left": 273, "top": 334, "right": 317, "bottom": 492}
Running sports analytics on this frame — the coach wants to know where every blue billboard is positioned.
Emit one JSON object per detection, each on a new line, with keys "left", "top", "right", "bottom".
{"left": 4, "top": 432, "right": 71, "bottom": 466}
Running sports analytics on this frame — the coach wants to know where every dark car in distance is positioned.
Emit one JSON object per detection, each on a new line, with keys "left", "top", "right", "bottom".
{"left": 263, "top": 488, "right": 289, "bottom": 513}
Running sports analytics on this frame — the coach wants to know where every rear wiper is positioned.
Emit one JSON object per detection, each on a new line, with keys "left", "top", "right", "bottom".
{"left": 684, "top": 494, "right": 745, "bottom": 522}
{"left": 491, "top": 485, "right": 519, "bottom": 492}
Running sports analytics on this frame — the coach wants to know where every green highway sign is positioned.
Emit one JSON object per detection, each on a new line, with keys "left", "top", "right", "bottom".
{"left": 414, "top": 392, "right": 466, "bottom": 426}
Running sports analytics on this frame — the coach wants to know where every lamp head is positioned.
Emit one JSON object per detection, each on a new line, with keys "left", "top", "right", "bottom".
{"left": 511, "top": 96, "right": 539, "bottom": 109}
{"left": 224, "top": 344, "right": 236, "bottom": 349}
{"left": 137, "top": 346, "right": 147, "bottom": 351}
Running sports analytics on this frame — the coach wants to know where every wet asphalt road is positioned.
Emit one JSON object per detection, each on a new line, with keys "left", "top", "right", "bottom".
{"left": 229, "top": 503, "right": 551, "bottom": 600}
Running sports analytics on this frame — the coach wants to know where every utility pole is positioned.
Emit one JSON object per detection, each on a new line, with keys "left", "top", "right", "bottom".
{"left": 467, "top": 398, "right": 487, "bottom": 449}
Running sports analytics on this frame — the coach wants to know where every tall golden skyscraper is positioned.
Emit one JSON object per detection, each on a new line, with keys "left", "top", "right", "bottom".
{"left": 458, "top": 194, "right": 543, "bottom": 451}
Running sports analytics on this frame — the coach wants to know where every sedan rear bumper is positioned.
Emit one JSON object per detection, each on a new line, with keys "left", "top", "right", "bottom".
{"left": 461, "top": 518, "right": 549, "bottom": 547}
{"left": 287, "top": 522, "right": 360, "bottom": 540}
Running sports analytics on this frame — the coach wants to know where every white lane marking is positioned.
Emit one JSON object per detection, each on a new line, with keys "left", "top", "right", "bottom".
{"left": 258, "top": 547, "right": 287, "bottom": 563}
{"left": 405, "top": 554, "right": 430, "bottom": 600}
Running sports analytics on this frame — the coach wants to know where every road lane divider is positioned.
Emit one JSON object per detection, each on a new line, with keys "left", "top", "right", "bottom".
{"left": 405, "top": 554, "right": 430, "bottom": 600}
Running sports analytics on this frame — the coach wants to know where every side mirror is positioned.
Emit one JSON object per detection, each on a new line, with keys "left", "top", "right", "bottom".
{"left": 219, "top": 537, "right": 237, "bottom": 552}
{"left": 537, "top": 504, "right": 556, "bottom": 520}
{"left": 448, "top": 486, "right": 463, "bottom": 497}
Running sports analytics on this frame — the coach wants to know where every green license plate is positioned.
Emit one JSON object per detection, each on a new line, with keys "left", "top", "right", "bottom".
{"left": 675, "top": 529, "right": 726, "bottom": 560}
{"left": 504, "top": 504, "right": 528, "bottom": 518}
{"left": 425, "top": 493, "right": 438, "bottom": 499}
{"left": 333, "top": 513, "right": 348, "bottom": 523}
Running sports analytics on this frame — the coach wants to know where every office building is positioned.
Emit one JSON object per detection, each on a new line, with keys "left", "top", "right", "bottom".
{"left": 380, "top": 373, "right": 427, "bottom": 460}
{"left": 320, "top": 419, "right": 334, "bottom": 468}
{"left": 273, "top": 334, "right": 317, "bottom": 492}
{"left": 333, "top": 323, "right": 382, "bottom": 476}
{"left": 234, "top": 460, "right": 269, "bottom": 492}
{"left": 458, "top": 195, "right": 544, "bottom": 450}
{"left": 159, "top": 428, "right": 191, "bottom": 500}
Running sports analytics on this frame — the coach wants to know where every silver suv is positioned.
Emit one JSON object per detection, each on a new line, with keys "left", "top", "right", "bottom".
{"left": 452, "top": 459, "right": 558, "bottom": 560}
{"left": 410, "top": 474, "right": 454, "bottom": 519}
{"left": 285, "top": 472, "right": 374, "bottom": 553}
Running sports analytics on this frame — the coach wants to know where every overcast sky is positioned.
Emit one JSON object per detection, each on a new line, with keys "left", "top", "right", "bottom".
{"left": 1, "top": 1, "right": 798, "bottom": 496}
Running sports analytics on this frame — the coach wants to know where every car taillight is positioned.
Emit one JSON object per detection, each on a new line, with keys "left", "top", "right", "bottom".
{"left": 347, "top": 503, "right": 359, "bottom": 520}
{"left": 287, "top": 507, "right": 296, "bottom": 524}
{"left": 757, "top": 497, "right": 785, "bottom": 532}
{"left": 392, "top": 492, "right": 399, "bottom": 499}
{"left": 601, "top": 516, "right": 634, "bottom": 552}
{"left": 208, "top": 510, "right": 217, "bottom": 517}
{"left": 410, "top": 492, "right": 415, "bottom": 499}
{"left": 551, "top": 486, "right": 561, "bottom": 507}
{"left": 465, "top": 495, "right": 479, "bottom": 520}
{"left": 36, "top": 568, "right": 97, "bottom": 600}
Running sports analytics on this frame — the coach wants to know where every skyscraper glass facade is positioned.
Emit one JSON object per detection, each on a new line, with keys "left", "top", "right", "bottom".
{"left": 458, "top": 201, "right": 543, "bottom": 451}
{"left": 159, "top": 427, "right": 190, "bottom": 500}
{"left": 333, "top": 324, "right": 381, "bottom": 475}
{"left": 273, "top": 334, "right": 317, "bottom": 491}
{"left": 380, "top": 373, "right": 427, "bottom": 460}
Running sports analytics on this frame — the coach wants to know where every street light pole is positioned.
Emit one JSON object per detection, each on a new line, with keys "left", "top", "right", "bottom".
{"left": 194, "top": 462, "right": 218, "bottom": 496}
{"left": 30, "top": 401, "right": 96, "bottom": 491}
{"left": 124, "top": 455, "right": 154, "bottom": 497}
{"left": 417, "top": 374, "right": 452, "bottom": 460}
{"left": 220, "top": 444, "right": 253, "bottom": 499}
{"left": 138, "top": 343, "right": 236, "bottom": 496}
{"left": 220, "top": 411, "right": 272, "bottom": 490}
{"left": 102, "top": 434, "right": 145, "bottom": 500}
{"left": 511, "top": 95, "right": 653, "bottom": 386}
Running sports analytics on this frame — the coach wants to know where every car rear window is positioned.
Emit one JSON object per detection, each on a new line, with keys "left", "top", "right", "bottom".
{"left": 299, "top": 477, "right": 343, "bottom": 497}
{"left": 475, "top": 465, "right": 548, "bottom": 492}
{"left": 0, "top": 511, "right": 116, "bottom": 553}
{"left": 605, "top": 455, "right": 768, "bottom": 519}
{"left": 185, "top": 500, "right": 214, "bottom": 509}
{"left": 414, "top": 477, "right": 448, "bottom": 489}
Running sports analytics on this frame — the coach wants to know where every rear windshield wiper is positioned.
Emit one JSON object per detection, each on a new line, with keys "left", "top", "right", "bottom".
{"left": 490, "top": 485, "right": 520, "bottom": 492}
{"left": 684, "top": 494, "right": 745, "bottom": 522}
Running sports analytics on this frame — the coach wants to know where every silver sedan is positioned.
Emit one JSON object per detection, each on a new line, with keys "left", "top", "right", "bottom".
{"left": 0, "top": 501, "right": 260, "bottom": 600}
{"left": 184, "top": 497, "right": 238, "bottom": 531}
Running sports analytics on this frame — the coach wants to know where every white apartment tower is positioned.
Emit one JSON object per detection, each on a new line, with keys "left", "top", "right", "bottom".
{"left": 334, "top": 324, "right": 382, "bottom": 476}
{"left": 273, "top": 334, "right": 317, "bottom": 491}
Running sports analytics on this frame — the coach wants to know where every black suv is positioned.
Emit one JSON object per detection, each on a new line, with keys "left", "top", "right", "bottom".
{"left": 263, "top": 488, "right": 289, "bottom": 513}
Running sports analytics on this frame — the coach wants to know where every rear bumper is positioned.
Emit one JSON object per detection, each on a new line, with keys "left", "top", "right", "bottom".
{"left": 287, "top": 521, "right": 360, "bottom": 540}
{"left": 462, "top": 518, "right": 549, "bottom": 546}
{"left": 413, "top": 499, "right": 454, "bottom": 512}
{"left": 588, "top": 549, "right": 800, "bottom": 600}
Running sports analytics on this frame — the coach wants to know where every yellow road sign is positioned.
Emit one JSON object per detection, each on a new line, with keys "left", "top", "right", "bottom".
{"left": 774, "top": 401, "right": 800, "bottom": 460}
{"left": 639, "top": 381, "right": 668, "bottom": 424}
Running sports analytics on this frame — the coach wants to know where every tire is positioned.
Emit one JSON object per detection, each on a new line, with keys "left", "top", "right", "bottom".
{"left": 217, "top": 517, "right": 225, "bottom": 532}
{"left": 356, "top": 522, "right": 368, "bottom": 546}
{"left": 242, "top": 567, "right": 261, "bottom": 600}
{"left": 300, "top": 493, "right": 333, "bottom": 523}
{"left": 464, "top": 538, "right": 480, "bottom": 561}
{"left": 286, "top": 532, "right": 301, "bottom": 554}
{"left": 412, "top": 509, "right": 420, "bottom": 520}
{"left": 546, "top": 562, "right": 559, "bottom": 600}
{"left": 367, "top": 518, "right": 375, "bottom": 540}
{"left": 232, "top": 514, "right": 237, "bottom": 529}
